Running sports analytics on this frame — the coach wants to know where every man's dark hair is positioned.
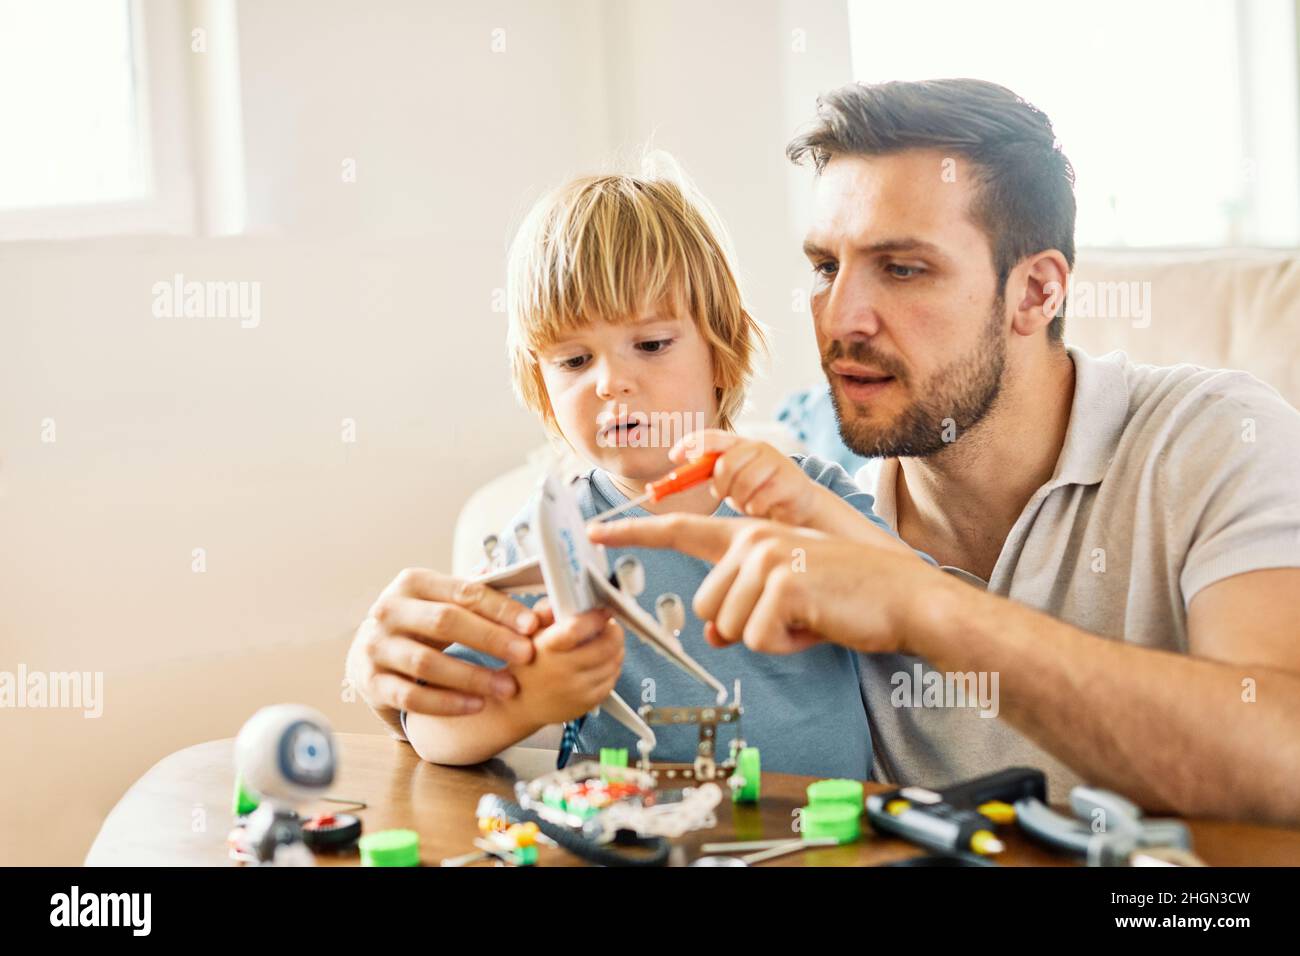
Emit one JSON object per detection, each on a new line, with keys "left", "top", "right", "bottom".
{"left": 787, "top": 78, "right": 1076, "bottom": 342}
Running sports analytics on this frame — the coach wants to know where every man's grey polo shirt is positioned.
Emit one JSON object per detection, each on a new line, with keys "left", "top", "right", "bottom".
{"left": 856, "top": 346, "right": 1300, "bottom": 799}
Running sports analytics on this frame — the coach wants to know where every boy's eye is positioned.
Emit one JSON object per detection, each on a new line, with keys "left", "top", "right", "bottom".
{"left": 636, "top": 338, "right": 674, "bottom": 354}
{"left": 885, "top": 263, "right": 923, "bottom": 279}
{"left": 556, "top": 354, "right": 590, "bottom": 371}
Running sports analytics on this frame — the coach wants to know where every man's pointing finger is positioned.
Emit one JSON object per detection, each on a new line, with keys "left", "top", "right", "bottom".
{"left": 586, "top": 513, "right": 738, "bottom": 564}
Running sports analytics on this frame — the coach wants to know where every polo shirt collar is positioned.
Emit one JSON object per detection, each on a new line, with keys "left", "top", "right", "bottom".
{"left": 866, "top": 345, "right": 1131, "bottom": 522}
{"left": 1051, "top": 345, "right": 1131, "bottom": 489}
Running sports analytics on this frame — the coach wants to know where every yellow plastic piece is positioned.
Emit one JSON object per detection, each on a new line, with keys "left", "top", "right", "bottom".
{"left": 977, "top": 800, "right": 1016, "bottom": 824}
{"left": 886, "top": 799, "right": 911, "bottom": 816}
{"left": 509, "top": 822, "right": 539, "bottom": 847}
{"left": 969, "top": 829, "right": 1004, "bottom": 855}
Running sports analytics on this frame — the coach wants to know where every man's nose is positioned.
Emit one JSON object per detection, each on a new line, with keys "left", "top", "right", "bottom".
{"left": 817, "top": 268, "right": 882, "bottom": 342}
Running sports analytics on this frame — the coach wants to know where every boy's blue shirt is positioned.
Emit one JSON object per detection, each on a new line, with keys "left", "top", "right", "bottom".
{"left": 432, "top": 454, "right": 896, "bottom": 780}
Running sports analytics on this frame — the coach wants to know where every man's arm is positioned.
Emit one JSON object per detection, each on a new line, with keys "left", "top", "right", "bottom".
{"left": 589, "top": 515, "right": 1300, "bottom": 825}
{"left": 344, "top": 568, "right": 543, "bottom": 740}
{"left": 913, "top": 566, "right": 1300, "bottom": 825}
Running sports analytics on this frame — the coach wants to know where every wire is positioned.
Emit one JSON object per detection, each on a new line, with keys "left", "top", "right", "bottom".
{"left": 320, "top": 796, "right": 368, "bottom": 814}
{"left": 481, "top": 794, "right": 671, "bottom": 867}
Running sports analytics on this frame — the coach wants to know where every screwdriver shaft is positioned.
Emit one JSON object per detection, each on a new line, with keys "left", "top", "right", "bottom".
{"left": 591, "top": 491, "right": 653, "bottom": 523}
{"left": 590, "top": 452, "right": 722, "bottom": 523}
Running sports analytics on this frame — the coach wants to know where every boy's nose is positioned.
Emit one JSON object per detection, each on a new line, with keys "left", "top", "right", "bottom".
{"left": 594, "top": 358, "right": 635, "bottom": 400}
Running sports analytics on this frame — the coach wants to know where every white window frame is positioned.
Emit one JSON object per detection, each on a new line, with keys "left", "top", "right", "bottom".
{"left": 846, "top": 0, "right": 1300, "bottom": 250}
{"left": 0, "top": 0, "right": 244, "bottom": 241}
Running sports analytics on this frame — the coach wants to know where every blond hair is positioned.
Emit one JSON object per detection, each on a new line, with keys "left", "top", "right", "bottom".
{"left": 506, "top": 161, "right": 767, "bottom": 435}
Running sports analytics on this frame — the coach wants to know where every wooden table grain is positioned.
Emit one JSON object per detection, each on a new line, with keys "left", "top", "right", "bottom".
{"left": 85, "top": 733, "right": 1300, "bottom": 866}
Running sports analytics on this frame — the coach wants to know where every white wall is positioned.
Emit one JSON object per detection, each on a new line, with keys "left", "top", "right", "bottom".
{"left": 0, "top": 0, "right": 854, "bottom": 864}
{"left": 602, "top": 0, "right": 853, "bottom": 418}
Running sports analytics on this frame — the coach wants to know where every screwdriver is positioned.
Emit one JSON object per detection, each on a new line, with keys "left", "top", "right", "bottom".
{"left": 591, "top": 452, "right": 722, "bottom": 522}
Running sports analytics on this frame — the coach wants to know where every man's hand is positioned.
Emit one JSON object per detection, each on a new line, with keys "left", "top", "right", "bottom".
{"left": 346, "top": 567, "right": 544, "bottom": 732}
{"left": 589, "top": 513, "right": 949, "bottom": 655}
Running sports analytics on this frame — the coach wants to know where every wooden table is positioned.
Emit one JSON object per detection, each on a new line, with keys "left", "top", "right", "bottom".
{"left": 86, "top": 733, "right": 1300, "bottom": 866}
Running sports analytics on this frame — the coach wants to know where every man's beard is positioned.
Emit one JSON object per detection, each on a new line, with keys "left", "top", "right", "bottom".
{"left": 824, "top": 298, "right": 1007, "bottom": 459}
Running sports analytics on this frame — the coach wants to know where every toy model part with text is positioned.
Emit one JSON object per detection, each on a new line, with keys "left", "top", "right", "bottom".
{"left": 473, "top": 468, "right": 760, "bottom": 802}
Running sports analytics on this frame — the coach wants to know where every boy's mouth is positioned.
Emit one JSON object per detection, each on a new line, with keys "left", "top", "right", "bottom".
{"left": 597, "top": 412, "right": 649, "bottom": 447}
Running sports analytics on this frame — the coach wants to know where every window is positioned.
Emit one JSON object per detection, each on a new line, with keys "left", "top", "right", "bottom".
{"left": 848, "top": 0, "right": 1300, "bottom": 248}
{"left": 0, "top": 0, "right": 144, "bottom": 209}
{"left": 0, "top": 0, "right": 245, "bottom": 239}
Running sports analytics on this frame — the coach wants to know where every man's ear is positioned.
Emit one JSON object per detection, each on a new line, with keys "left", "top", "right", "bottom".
{"left": 1010, "top": 251, "right": 1070, "bottom": 338}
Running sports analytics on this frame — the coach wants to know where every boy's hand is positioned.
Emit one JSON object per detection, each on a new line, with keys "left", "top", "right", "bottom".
{"left": 673, "top": 429, "right": 823, "bottom": 527}
{"left": 511, "top": 609, "right": 626, "bottom": 726}
{"left": 673, "top": 429, "right": 913, "bottom": 554}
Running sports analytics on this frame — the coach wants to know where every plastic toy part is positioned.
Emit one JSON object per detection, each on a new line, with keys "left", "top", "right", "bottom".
{"left": 513, "top": 844, "right": 539, "bottom": 866}
{"left": 614, "top": 555, "right": 646, "bottom": 596}
{"left": 800, "top": 802, "right": 862, "bottom": 844}
{"left": 590, "top": 783, "right": 723, "bottom": 840}
{"left": 234, "top": 704, "right": 336, "bottom": 803}
{"left": 483, "top": 793, "right": 672, "bottom": 867}
{"left": 232, "top": 772, "right": 260, "bottom": 816}
{"left": 977, "top": 800, "right": 1017, "bottom": 825}
{"left": 731, "top": 747, "right": 761, "bottom": 803}
{"left": 359, "top": 829, "right": 420, "bottom": 867}
{"left": 654, "top": 593, "right": 686, "bottom": 634}
{"left": 547, "top": 776, "right": 650, "bottom": 821}
{"left": 806, "top": 778, "right": 864, "bottom": 809}
{"left": 600, "top": 748, "right": 629, "bottom": 769}
{"left": 301, "top": 812, "right": 363, "bottom": 852}
{"left": 968, "top": 830, "right": 1003, "bottom": 855}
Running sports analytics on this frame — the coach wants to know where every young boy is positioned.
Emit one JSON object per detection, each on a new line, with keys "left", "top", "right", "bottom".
{"left": 405, "top": 166, "right": 916, "bottom": 779}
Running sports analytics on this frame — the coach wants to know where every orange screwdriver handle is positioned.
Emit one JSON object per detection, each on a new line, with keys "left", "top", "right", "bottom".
{"left": 645, "top": 452, "right": 722, "bottom": 503}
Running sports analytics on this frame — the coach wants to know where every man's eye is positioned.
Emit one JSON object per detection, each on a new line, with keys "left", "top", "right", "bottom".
{"left": 637, "top": 338, "right": 674, "bottom": 354}
{"left": 813, "top": 261, "right": 838, "bottom": 278}
{"left": 885, "top": 263, "right": 922, "bottom": 279}
{"left": 556, "top": 354, "right": 589, "bottom": 370}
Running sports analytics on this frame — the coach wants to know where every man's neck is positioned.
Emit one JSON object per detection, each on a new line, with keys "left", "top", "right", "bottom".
{"left": 894, "top": 346, "right": 1076, "bottom": 579}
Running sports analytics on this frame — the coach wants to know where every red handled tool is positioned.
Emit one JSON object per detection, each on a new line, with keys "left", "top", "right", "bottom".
{"left": 591, "top": 452, "right": 722, "bottom": 523}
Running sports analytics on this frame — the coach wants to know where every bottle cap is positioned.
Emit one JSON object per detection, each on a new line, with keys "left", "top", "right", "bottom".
{"left": 359, "top": 829, "right": 420, "bottom": 867}
{"left": 800, "top": 802, "right": 861, "bottom": 844}
{"left": 806, "top": 778, "right": 864, "bottom": 808}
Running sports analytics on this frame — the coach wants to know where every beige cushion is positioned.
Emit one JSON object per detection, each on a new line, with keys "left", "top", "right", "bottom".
{"left": 1069, "top": 249, "right": 1300, "bottom": 409}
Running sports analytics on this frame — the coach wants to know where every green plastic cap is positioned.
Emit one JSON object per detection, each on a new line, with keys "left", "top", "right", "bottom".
{"left": 731, "top": 747, "right": 761, "bottom": 803}
{"left": 600, "top": 748, "right": 628, "bottom": 767}
{"left": 513, "top": 844, "right": 538, "bottom": 866}
{"left": 359, "top": 829, "right": 420, "bottom": 867}
{"left": 800, "top": 802, "right": 861, "bottom": 845}
{"left": 232, "top": 772, "right": 259, "bottom": 817}
{"left": 806, "top": 778, "right": 864, "bottom": 808}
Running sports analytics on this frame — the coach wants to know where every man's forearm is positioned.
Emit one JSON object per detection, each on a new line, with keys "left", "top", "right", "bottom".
{"left": 907, "top": 582, "right": 1300, "bottom": 824}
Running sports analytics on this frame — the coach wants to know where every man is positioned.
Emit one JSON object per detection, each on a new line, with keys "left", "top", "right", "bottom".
{"left": 347, "top": 79, "right": 1300, "bottom": 824}
{"left": 592, "top": 79, "right": 1300, "bottom": 824}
